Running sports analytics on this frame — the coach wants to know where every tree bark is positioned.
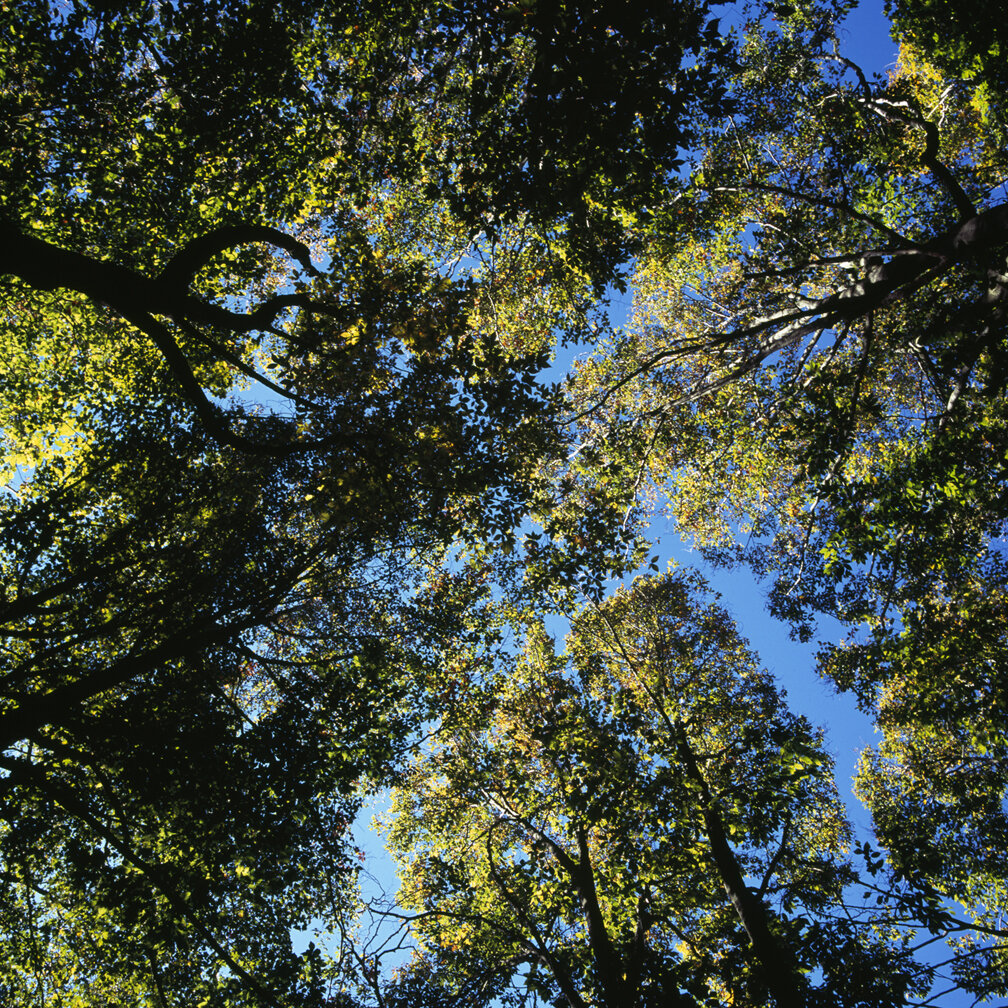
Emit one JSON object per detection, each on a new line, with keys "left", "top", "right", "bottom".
{"left": 674, "top": 727, "right": 804, "bottom": 1008}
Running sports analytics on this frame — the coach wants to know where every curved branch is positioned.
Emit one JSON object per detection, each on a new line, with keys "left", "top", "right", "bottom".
{"left": 174, "top": 317, "right": 320, "bottom": 410}
{"left": 829, "top": 54, "right": 977, "bottom": 221}
{"left": 0, "top": 222, "right": 332, "bottom": 454}
{"left": 868, "top": 97, "right": 977, "bottom": 221}
{"left": 120, "top": 309, "right": 310, "bottom": 454}
{"left": 158, "top": 224, "right": 320, "bottom": 290}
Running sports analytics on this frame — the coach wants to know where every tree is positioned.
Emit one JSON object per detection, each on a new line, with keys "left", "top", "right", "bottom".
{"left": 1, "top": 1, "right": 738, "bottom": 1002}
{"left": 0, "top": 201, "right": 567, "bottom": 1006}
{"left": 845, "top": 565, "right": 1008, "bottom": 1003}
{"left": 0, "top": 0, "right": 733, "bottom": 518}
{"left": 0, "top": 393, "right": 471, "bottom": 1004}
{"left": 566, "top": 7, "right": 1008, "bottom": 632}
{"left": 383, "top": 573, "right": 916, "bottom": 1008}
{"left": 568, "top": 9, "right": 1008, "bottom": 588}
{"left": 559, "top": 10, "right": 1008, "bottom": 1001}
{"left": 560, "top": 1, "right": 1008, "bottom": 744}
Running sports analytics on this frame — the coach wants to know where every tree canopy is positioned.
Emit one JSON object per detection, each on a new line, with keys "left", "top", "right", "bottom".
{"left": 3, "top": 0, "right": 1007, "bottom": 1006}
{"left": 560, "top": 5, "right": 1008, "bottom": 1002}
{"left": 384, "top": 574, "right": 915, "bottom": 1008}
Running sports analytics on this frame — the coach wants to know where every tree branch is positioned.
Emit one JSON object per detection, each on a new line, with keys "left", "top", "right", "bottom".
{"left": 0, "top": 222, "right": 334, "bottom": 454}
{"left": 157, "top": 224, "right": 320, "bottom": 290}
{"left": 483, "top": 819, "right": 588, "bottom": 1008}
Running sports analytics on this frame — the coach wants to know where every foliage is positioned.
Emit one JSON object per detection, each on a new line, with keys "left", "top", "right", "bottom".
{"left": 0, "top": 385, "right": 473, "bottom": 1004}
{"left": 886, "top": 0, "right": 1008, "bottom": 127}
{"left": 556, "top": 9, "right": 1008, "bottom": 1003}
{"left": 383, "top": 573, "right": 915, "bottom": 1008}
{"left": 842, "top": 565, "right": 1008, "bottom": 1001}
{"left": 6, "top": 2, "right": 1008, "bottom": 1006}
{"left": 0, "top": 0, "right": 637, "bottom": 1001}
{"left": 568, "top": 12, "right": 1008, "bottom": 624}
{"left": 341, "top": 0, "right": 732, "bottom": 289}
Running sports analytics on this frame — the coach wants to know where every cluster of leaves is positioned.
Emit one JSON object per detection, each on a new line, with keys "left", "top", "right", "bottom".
{"left": 345, "top": 0, "right": 733, "bottom": 288}
{"left": 886, "top": 0, "right": 1008, "bottom": 131}
{"left": 0, "top": 385, "right": 475, "bottom": 1004}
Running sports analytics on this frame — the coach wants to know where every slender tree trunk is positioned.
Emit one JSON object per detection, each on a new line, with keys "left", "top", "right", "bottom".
{"left": 674, "top": 727, "right": 805, "bottom": 1008}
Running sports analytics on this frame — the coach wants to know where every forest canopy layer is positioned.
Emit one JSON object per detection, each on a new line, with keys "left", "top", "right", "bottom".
{"left": 1, "top": 0, "right": 1006, "bottom": 1006}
